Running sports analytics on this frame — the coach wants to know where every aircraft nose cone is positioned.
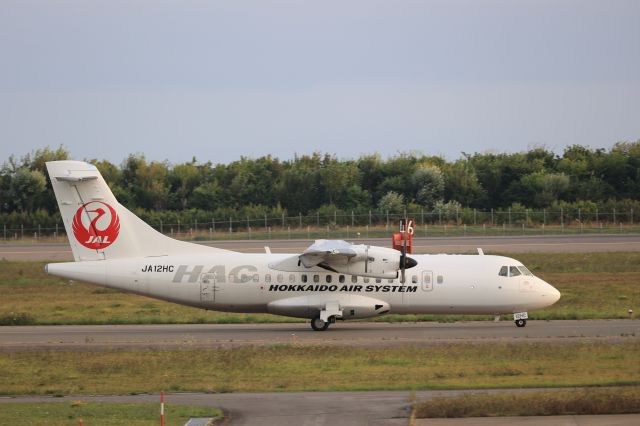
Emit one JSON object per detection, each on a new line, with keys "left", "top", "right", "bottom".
{"left": 541, "top": 281, "right": 561, "bottom": 305}
{"left": 536, "top": 278, "right": 561, "bottom": 307}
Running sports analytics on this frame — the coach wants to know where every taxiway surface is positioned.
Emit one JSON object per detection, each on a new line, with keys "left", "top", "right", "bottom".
{"left": 1, "top": 234, "right": 639, "bottom": 261}
{"left": 1, "top": 320, "right": 637, "bottom": 351}
{"left": 2, "top": 390, "right": 638, "bottom": 426}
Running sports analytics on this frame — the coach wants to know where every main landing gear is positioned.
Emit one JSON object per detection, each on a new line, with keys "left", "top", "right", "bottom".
{"left": 310, "top": 316, "right": 333, "bottom": 331}
{"left": 311, "top": 303, "right": 342, "bottom": 331}
{"left": 515, "top": 319, "right": 527, "bottom": 328}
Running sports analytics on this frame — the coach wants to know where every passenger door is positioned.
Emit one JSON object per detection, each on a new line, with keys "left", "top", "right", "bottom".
{"left": 199, "top": 272, "right": 217, "bottom": 303}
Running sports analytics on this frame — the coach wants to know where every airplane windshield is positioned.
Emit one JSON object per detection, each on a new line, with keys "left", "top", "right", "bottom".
{"left": 518, "top": 265, "right": 533, "bottom": 276}
{"left": 499, "top": 265, "right": 533, "bottom": 277}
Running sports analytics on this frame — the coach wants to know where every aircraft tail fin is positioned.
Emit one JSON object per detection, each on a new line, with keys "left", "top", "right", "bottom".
{"left": 46, "top": 160, "right": 228, "bottom": 261}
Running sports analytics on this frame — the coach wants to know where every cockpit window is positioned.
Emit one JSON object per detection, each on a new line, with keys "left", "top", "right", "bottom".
{"left": 500, "top": 265, "right": 533, "bottom": 277}
{"left": 518, "top": 265, "right": 533, "bottom": 276}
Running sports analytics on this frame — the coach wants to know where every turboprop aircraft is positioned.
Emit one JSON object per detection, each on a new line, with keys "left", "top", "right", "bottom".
{"left": 45, "top": 161, "right": 561, "bottom": 331}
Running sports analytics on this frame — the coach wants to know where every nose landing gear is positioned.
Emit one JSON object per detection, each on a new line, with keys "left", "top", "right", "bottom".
{"left": 513, "top": 312, "right": 528, "bottom": 328}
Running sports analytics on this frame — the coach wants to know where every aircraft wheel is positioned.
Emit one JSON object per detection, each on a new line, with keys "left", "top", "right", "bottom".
{"left": 515, "top": 319, "right": 527, "bottom": 328}
{"left": 311, "top": 316, "right": 330, "bottom": 331}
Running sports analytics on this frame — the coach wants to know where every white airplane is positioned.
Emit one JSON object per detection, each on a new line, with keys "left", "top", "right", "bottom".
{"left": 45, "top": 161, "right": 561, "bottom": 331}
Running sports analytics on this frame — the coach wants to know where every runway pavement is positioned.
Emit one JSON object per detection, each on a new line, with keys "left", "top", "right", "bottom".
{"left": 1, "top": 320, "right": 637, "bottom": 351}
{"left": 1, "top": 390, "right": 638, "bottom": 426}
{"left": 1, "top": 234, "right": 640, "bottom": 261}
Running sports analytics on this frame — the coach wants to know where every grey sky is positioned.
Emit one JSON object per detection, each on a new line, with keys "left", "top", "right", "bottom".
{"left": 1, "top": 0, "right": 638, "bottom": 165}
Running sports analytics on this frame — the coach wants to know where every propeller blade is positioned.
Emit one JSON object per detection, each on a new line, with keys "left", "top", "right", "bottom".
{"left": 401, "top": 212, "right": 408, "bottom": 283}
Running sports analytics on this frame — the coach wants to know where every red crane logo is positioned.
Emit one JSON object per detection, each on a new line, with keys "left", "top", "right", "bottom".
{"left": 72, "top": 201, "right": 120, "bottom": 249}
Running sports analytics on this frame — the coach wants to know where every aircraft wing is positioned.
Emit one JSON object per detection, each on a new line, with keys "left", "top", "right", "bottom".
{"left": 299, "top": 239, "right": 357, "bottom": 268}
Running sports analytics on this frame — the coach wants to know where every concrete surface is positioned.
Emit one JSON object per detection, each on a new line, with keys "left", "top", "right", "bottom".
{"left": 1, "top": 390, "right": 638, "bottom": 426}
{"left": 1, "top": 234, "right": 640, "bottom": 261}
{"left": 0, "top": 320, "right": 637, "bottom": 352}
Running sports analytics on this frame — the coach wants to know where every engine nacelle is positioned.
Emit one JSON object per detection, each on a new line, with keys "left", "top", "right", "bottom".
{"left": 271, "top": 240, "right": 418, "bottom": 280}
{"left": 323, "top": 245, "right": 401, "bottom": 279}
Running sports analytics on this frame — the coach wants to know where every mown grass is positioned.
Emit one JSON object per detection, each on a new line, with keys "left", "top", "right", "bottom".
{"left": 0, "top": 341, "right": 638, "bottom": 395}
{"left": 0, "top": 252, "right": 638, "bottom": 325}
{"left": 413, "top": 387, "right": 640, "bottom": 418}
{"left": 0, "top": 401, "right": 222, "bottom": 426}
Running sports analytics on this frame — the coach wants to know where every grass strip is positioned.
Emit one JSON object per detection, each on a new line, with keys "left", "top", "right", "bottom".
{"left": 413, "top": 387, "right": 640, "bottom": 418}
{"left": 1, "top": 252, "right": 639, "bottom": 324}
{"left": 0, "top": 341, "right": 638, "bottom": 395}
{"left": 0, "top": 401, "right": 222, "bottom": 426}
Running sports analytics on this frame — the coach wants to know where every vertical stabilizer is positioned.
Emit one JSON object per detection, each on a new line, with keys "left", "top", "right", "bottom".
{"left": 46, "top": 161, "right": 229, "bottom": 261}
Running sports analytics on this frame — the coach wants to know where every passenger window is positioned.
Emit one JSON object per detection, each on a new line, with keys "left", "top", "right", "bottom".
{"left": 241, "top": 274, "right": 249, "bottom": 283}
{"left": 437, "top": 275, "right": 443, "bottom": 284}
{"left": 411, "top": 275, "right": 418, "bottom": 284}
{"left": 277, "top": 274, "right": 284, "bottom": 283}
{"left": 388, "top": 279, "right": 394, "bottom": 283}
{"left": 351, "top": 275, "right": 358, "bottom": 283}
{"left": 364, "top": 277, "right": 370, "bottom": 283}
{"left": 339, "top": 275, "right": 345, "bottom": 283}
{"left": 499, "top": 266, "right": 508, "bottom": 277}
{"left": 289, "top": 274, "right": 295, "bottom": 283}
{"left": 375, "top": 278, "right": 382, "bottom": 283}
{"left": 424, "top": 274, "right": 431, "bottom": 284}
{"left": 253, "top": 274, "right": 259, "bottom": 282}
{"left": 509, "top": 266, "right": 521, "bottom": 277}
{"left": 313, "top": 274, "right": 320, "bottom": 283}
{"left": 302, "top": 274, "right": 308, "bottom": 283}
{"left": 265, "top": 274, "right": 271, "bottom": 283}
{"left": 326, "top": 275, "right": 332, "bottom": 283}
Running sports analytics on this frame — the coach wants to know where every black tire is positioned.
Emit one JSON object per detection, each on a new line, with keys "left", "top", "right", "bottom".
{"left": 515, "top": 319, "right": 527, "bottom": 328}
{"left": 310, "top": 316, "right": 330, "bottom": 331}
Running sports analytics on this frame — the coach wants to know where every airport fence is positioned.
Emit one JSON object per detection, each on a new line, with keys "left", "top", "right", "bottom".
{"left": 1, "top": 207, "right": 638, "bottom": 242}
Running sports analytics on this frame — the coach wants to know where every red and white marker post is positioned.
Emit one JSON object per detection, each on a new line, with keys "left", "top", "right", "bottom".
{"left": 160, "top": 390, "right": 165, "bottom": 426}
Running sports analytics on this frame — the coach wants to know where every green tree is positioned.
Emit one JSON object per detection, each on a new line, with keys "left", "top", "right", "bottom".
{"left": 319, "top": 157, "right": 362, "bottom": 207}
{"left": 378, "top": 191, "right": 405, "bottom": 215}
{"left": 411, "top": 164, "right": 444, "bottom": 208}
{"left": 191, "top": 181, "right": 223, "bottom": 211}
{"left": 520, "top": 172, "right": 570, "bottom": 207}
{"left": 121, "top": 155, "right": 169, "bottom": 210}
{"left": 168, "top": 162, "right": 201, "bottom": 209}
{"left": 443, "top": 159, "right": 487, "bottom": 207}
{"left": 7, "top": 168, "right": 47, "bottom": 212}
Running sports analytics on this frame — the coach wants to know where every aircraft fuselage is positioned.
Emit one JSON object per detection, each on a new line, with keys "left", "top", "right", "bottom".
{"left": 46, "top": 252, "right": 560, "bottom": 320}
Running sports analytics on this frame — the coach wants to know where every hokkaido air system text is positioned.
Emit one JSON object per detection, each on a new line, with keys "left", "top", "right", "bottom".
{"left": 268, "top": 284, "right": 418, "bottom": 293}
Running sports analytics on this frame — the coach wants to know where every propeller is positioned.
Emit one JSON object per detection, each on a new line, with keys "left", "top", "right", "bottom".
{"left": 401, "top": 211, "right": 408, "bottom": 284}
{"left": 400, "top": 212, "right": 417, "bottom": 284}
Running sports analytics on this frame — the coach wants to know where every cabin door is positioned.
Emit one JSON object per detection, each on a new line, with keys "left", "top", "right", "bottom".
{"left": 200, "top": 272, "right": 219, "bottom": 303}
{"left": 422, "top": 270, "right": 434, "bottom": 292}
